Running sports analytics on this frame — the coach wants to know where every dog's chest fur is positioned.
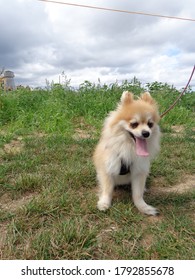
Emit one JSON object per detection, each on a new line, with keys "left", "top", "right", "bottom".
{"left": 105, "top": 133, "right": 151, "bottom": 177}
{"left": 105, "top": 135, "right": 134, "bottom": 175}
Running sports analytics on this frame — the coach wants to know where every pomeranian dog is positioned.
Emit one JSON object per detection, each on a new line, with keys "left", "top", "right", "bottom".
{"left": 93, "top": 91, "right": 160, "bottom": 215}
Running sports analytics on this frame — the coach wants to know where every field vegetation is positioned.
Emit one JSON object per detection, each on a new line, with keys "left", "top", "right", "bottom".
{"left": 0, "top": 78, "right": 195, "bottom": 259}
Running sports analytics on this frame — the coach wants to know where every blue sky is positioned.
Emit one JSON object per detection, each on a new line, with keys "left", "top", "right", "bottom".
{"left": 0, "top": 0, "right": 195, "bottom": 88}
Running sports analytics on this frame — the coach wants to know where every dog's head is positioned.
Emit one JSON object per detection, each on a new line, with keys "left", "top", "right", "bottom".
{"left": 113, "top": 91, "right": 160, "bottom": 156}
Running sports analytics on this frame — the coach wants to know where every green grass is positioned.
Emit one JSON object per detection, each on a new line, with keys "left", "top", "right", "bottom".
{"left": 0, "top": 80, "right": 195, "bottom": 259}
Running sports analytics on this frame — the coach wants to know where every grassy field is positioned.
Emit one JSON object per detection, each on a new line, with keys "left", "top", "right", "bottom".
{"left": 0, "top": 80, "right": 195, "bottom": 259}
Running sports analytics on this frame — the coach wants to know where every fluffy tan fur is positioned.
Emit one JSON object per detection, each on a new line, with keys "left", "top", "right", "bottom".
{"left": 93, "top": 91, "right": 161, "bottom": 215}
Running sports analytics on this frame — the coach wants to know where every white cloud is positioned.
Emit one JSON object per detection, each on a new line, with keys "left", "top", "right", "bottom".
{"left": 0, "top": 0, "right": 195, "bottom": 88}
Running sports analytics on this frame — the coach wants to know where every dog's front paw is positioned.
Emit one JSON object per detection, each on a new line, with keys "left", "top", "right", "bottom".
{"left": 141, "top": 205, "right": 159, "bottom": 216}
{"left": 97, "top": 198, "right": 111, "bottom": 211}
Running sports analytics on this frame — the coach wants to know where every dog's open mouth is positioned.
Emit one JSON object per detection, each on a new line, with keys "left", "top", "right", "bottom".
{"left": 129, "top": 132, "right": 149, "bottom": 157}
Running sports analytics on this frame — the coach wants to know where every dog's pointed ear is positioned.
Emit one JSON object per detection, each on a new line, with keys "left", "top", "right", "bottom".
{"left": 140, "top": 92, "right": 156, "bottom": 105}
{"left": 121, "top": 91, "right": 134, "bottom": 104}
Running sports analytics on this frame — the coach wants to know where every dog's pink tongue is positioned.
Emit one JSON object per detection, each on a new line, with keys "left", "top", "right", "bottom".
{"left": 136, "top": 138, "right": 149, "bottom": 157}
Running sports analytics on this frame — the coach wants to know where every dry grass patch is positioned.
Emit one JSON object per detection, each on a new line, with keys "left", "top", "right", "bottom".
{"left": 153, "top": 174, "right": 195, "bottom": 194}
{"left": 1, "top": 137, "right": 24, "bottom": 155}
{"left": 0, "top": 192, "right": 37, "bottom": 212}
{"left": 73, "top": 128, "right": 92, "bottom": 140}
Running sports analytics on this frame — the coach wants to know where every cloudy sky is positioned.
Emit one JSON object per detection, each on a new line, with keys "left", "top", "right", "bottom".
{"left": 1, "top": 0, "right": 195, "bottom": 88}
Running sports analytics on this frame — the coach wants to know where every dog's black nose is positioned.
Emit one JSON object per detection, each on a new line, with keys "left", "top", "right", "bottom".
{"left": 142, "top": 130, "right": 150, "bottom": 138}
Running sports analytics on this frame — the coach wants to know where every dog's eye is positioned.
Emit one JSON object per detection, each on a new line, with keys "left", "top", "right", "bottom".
{"left": 130, "top": 122, "right": 139, "bottom": 129}
{"left": 148, "top": 122, "right": 154, "bottom": 128}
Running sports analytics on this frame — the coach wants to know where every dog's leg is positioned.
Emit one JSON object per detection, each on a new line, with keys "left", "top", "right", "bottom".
{"left": 97, "top": 172, "right": 114, "bottom": 211}
{"left": 131, "top": 174, "right": 159, "bottom": 215}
